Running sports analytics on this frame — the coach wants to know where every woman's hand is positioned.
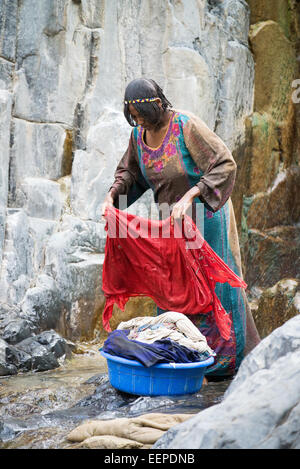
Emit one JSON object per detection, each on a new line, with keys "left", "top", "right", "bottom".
{"left": 170, "top": 186, "right": 201, "bottom": 225}
{"left": 101, "top": 191, "right": 114, "bottom": 220}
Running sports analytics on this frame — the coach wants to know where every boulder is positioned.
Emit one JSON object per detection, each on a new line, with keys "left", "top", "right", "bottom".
{"left": 0, "top": 338, "right": 18, "bottom": 376}
{"left": 253, "top": 278, "right": 300, "bottom": 338}
{"left": 244, "top": 225, "right": 300, "bottom": 289}
{"left": 2, "top": 319, "right": 34, "bottom": 345}
{"left": 153, "top": 315, "right": 300, "bottom": 449}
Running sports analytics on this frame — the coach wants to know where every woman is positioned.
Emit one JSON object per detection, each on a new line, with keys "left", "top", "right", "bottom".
{"left": 101, "top": 78, "right": 260, "bottom": 379}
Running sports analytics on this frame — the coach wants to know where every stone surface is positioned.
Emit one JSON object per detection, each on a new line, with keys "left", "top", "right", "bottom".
{"left": 0, "top": 210, "right": 34, "bottom": 305}
{"left": 0, "top": 91, "right": 12, "bottom": 264}
{"left": 153, "top": 315, "right": 300, "bottom": 449}
{"left": 247, "top": 0, "right": 299, "bottom": 41}
{"left": 252, "top": 278, "right": 300, "bottom": 339}
{"left": 0, "top": 0, "right": 18, "bottom": 62}
{"left": 244, "top": 225, "right": 300, "bottom": 289}
{"left": 0, "top": 330, "right": 73, "bottom": 376}
{"left": 2, "top": 319, "right": 34, "bottom": 345}
{"left": 249, "top": 19, "right": 297, "bottom": 122}
{"left": 16, "top": 178, "right": 63, "bottom": 221}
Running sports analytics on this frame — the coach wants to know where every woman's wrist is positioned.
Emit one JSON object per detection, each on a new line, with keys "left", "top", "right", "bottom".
{"left": 188, "top": 186, "right": 201, "bottom": 200}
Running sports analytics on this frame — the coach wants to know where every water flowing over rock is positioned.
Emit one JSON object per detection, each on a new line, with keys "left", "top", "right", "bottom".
{"left": 153, "top": 315, "right": 300, "bottom": 449}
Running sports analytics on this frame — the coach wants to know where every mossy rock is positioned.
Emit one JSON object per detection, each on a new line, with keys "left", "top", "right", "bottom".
{"left": 252, "top": 278, "right": 300, "bottom": 338}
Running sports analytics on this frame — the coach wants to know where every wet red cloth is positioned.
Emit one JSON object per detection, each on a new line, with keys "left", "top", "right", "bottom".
{"left": 102, "top": 207, "right": 247, "bottom": 341}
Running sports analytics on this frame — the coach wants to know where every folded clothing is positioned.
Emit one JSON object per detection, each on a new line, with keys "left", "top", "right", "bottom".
{"left": 117, "top": 311, "right": 215, "bottom": 355}
{"left": 102, "top": 329, "right": 214, "bottom": 367}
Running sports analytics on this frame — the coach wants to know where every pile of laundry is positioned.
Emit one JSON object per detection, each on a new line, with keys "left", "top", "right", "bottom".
{"left": 102, "top": 311, "right": 216, "bottom": 367}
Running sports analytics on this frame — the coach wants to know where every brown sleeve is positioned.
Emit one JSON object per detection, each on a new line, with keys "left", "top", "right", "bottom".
{"left": 183, "top": 113, "right": 237, "bottom": 212}
{"left": 108, "top": 130, "right": 141, "bottom": 200}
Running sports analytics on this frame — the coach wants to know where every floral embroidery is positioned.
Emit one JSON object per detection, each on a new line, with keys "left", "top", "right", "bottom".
{"left": 153, "top": 160, "right": 164, "bottom": 172}
{"left": 206, "top": 210, "right": 214, "bottom": 219}
{"left": 165, "top": 143, "right": 176, "bottom": 157}
{"left": 193, "top": 166, "right": 200, "bottom": 174}
{"left": 138, "top": 112, "right": 179, "bottom": 173}
{"left": 172, "top": 123, "right": 180, "bottom": 137}
{"left": 142, "top": 153, "right": 150, "bottom": 165}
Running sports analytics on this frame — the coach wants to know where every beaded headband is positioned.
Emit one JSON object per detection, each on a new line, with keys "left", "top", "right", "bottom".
{"left": 124, "top": 97, "right": 158, "bottom": 104}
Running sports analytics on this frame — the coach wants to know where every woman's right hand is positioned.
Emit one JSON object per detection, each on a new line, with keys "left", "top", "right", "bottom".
{"left": 101, "top": 191, "right": 114, "bottom": 220}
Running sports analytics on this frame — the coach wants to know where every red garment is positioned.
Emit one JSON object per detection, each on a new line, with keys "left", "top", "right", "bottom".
{"left": 102, "top": 207, "right": 247, "bottom": 341}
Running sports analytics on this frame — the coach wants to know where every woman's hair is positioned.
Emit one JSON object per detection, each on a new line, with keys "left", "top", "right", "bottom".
{"left": 124, "top": 78, "right": 172, "bottom": 127}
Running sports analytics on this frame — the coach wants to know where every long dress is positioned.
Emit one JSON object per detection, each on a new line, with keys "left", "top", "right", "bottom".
{"left": 108, "top": 109, "right": 260, "bottom": 377}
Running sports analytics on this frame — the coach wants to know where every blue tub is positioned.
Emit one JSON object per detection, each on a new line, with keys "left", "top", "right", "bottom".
{"left": 100, "top": 351, "right": 214, "bottom": 396}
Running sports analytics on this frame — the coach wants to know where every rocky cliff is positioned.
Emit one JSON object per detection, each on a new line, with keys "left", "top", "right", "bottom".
{"left": 0, "top": 0, "right": 299, "bottom": 370}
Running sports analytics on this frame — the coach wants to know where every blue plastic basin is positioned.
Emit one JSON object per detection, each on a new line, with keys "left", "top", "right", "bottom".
{"left": 100, "top": 350, "right": 214, "bottom": 396}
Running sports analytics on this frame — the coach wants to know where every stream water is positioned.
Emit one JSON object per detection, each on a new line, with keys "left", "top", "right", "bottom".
{"left": 0, "top": 343, "right": 231, "bottom": 449}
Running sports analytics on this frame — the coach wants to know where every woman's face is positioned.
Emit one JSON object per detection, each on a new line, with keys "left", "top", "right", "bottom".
{"left": 128, "top": 104, "right": 151, "bottom": 129}
{"left": 128, "top": 100, "right": 163, "bottom": 130}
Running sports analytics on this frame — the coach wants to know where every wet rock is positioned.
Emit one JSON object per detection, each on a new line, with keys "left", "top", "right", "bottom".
{"left": 0, "top": 328, "right": 75, "bottom": 375}
{"left": 35, "top": 330, "right": 74, "bottom": 360}
{"left": 0, "top": 339, "right": 18, "bottom": 376}
{"left": 20, "top": 274, "right": 63, "bottom": 332}
{"left": 153, "top": 315, "right": 300, "bottom": 449}
{"left": 0, "top": 416, "right": 34, "bottom": 444}
{"left": 15, "top": 337, "right": 59, "bottom": 372}
{"left": 74, "top": 375, "right": 136, "bottom": 413}
{"left": 2, "top": 319, "right": 34, "bottom": 345}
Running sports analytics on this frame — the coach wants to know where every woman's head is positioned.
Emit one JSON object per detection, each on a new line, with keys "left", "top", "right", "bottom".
{"left": 124, "top": 78, "right": 172, "bottom": 129}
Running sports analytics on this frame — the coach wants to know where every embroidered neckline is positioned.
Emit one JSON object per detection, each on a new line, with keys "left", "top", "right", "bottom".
{"left": 141, "top": 111, "right": 176, "bottom": 152}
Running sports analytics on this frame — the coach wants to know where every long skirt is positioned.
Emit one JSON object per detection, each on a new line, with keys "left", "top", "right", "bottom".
{"left": 157, "top": 197, "right": 260, "bottom": 378}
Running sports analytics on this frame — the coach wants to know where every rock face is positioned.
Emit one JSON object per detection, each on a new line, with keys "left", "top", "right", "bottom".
{"left": 153, "top": 315, "right": 300, "bottom": 449}
{"left": 0, "top": 0, "right": 256, "bottom": 361}
{"left": 232, "top": 0, "right": 300, "bottom": 337}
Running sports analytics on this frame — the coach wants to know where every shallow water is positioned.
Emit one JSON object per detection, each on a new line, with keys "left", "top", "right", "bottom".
{"left": 0, "top": 344, "right": 231, "bottom": 449}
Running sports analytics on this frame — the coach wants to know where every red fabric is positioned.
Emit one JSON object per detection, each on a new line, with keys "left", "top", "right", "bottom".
{"left": 102, "top": 207, "right": 247, "bottom": 341}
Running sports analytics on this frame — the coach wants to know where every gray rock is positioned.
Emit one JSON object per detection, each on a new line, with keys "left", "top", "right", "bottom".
{"left": 35, "top": 329, "right": 73, "bottom": 359}
{"left": 2, "top": 319, "right": 34, "bottom": 345}
{"left": 153, "top": 316, "right": 300, "bottom": 449}
{"left": 0, "top": 0, "right": 18, "bottom": 61}
{"left": 0, "top": 58, "right": 14, "bottom": 91}
{"left": 0, "top": 338, "right": 19, "bottom": 376}
{"left": 15, "top": 336, "right": 60, "bottom": 372}
{"left": 0, "top": 326, "right": 74, "bottom": 375}
{"left": 14, "top": 0, "right": 91, "bottom": 125}
{"left": 0, "top": 90, "right": 12, "bottom": 264}
{"left": 0, "top": 210, "right": 34, "bottom": 305}
{"left": 15, "top": 178, "right": 63, "bottom": 221}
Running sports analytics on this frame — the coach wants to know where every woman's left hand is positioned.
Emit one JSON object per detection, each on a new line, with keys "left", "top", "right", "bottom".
{"left": 170, "top": 186, "right": 201, "bottom": 225}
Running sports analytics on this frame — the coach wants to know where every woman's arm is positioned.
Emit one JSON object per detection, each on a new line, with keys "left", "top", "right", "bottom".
{"left": 182, "top": 113, "right": 237, "bottom": 212}
{"left": 101, "top": 130, "right": 145, "bottom": 218}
